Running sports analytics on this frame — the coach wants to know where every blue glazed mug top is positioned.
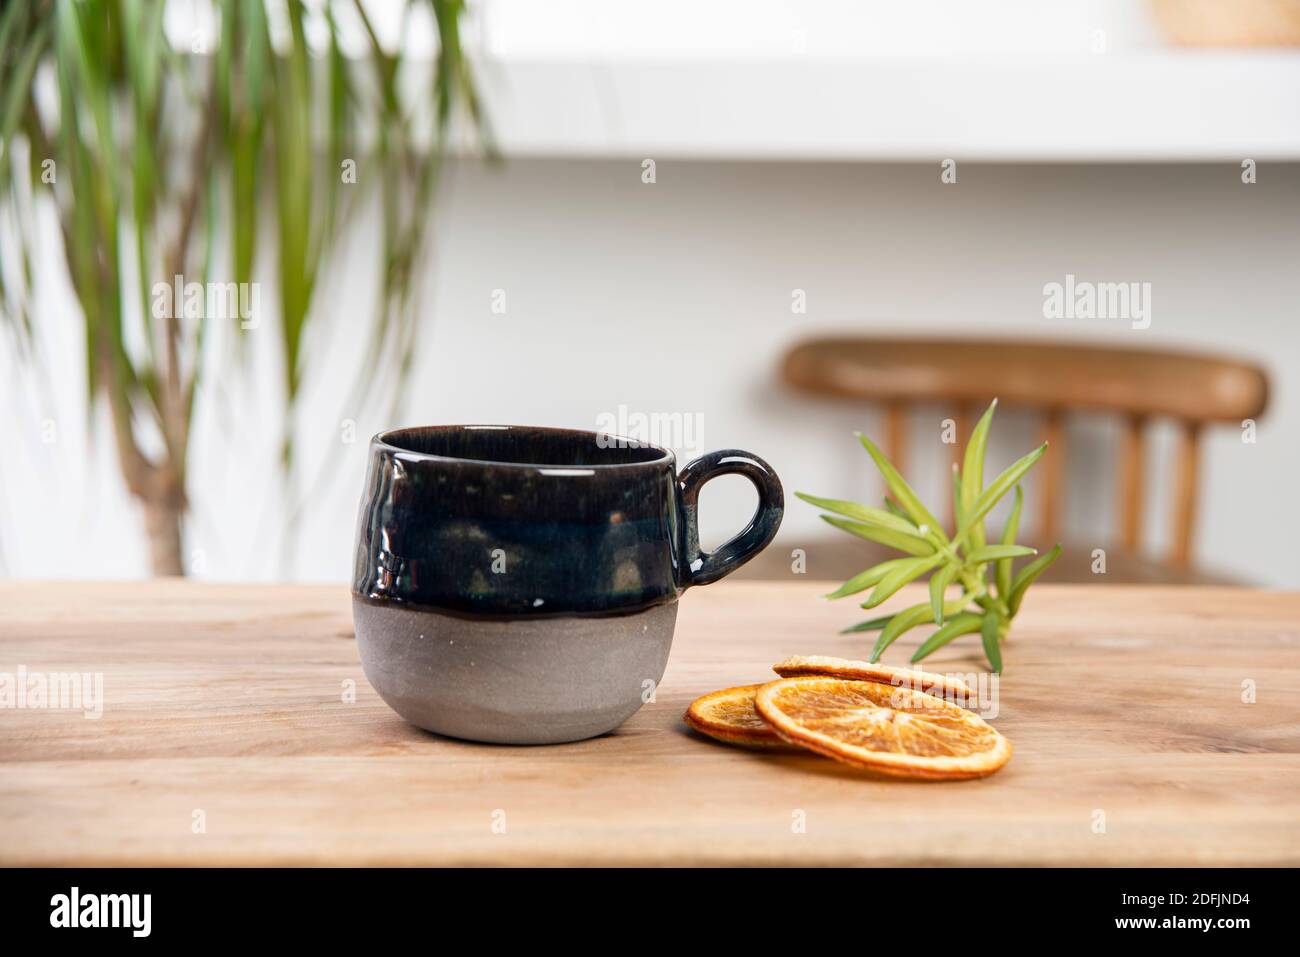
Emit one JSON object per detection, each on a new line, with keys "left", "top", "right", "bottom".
{"left": 352, "top": 424, "right": 784, "bottom": 618}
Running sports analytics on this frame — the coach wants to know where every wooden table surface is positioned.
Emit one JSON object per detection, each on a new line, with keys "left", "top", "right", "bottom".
{"left": 2, "top": 581, "right": 1298, "bottom": 866}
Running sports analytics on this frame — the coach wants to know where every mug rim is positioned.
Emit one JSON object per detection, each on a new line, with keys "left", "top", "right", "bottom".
{"left": 373, "top": 424, "right": 676, "bottom": 471}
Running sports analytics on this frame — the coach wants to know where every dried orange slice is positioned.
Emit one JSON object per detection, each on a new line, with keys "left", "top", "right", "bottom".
{"left": 772, "top": 655, "right": 974, "bottom": 707}
{"left": 684, "top": 684, "right": 786, "bottom": 748}
{"left": 754, "top": 676, "right": 1011, "bottom": 780}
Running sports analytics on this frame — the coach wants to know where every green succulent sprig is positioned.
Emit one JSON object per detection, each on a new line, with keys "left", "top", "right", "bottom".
{"left": 797, "top": 399, "right": 1061, "bottom": 673}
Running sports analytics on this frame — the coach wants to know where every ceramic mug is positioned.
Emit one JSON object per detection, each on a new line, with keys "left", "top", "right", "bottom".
{"left": 351, "top": 424, "right": 783, "bottom": 744}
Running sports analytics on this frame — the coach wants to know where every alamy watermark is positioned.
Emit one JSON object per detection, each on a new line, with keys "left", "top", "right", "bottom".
{"left": 595, "top": 405, "right": 705, "bottom": 459}
{"left": 1042, "top": 274, "right": 1151, "bottom": 330}
{"left": 0, "top": 666, "right": 103, "bottom": 719}
{"left": 50, "top": 887, "right": 150, "bottom": 937}
{"left": 891, "top": 671, "right": 1000, "bottom": 720}
{"left": 151, "top": 274, "right": 260, "bottom": 329}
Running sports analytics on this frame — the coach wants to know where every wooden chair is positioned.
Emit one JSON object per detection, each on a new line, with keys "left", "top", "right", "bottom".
{"left": 773, "top": 336, "right": 1269, "bottom": 584}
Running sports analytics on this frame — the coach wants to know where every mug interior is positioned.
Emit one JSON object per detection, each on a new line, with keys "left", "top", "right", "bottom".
{"left": 378, "top": 425, "right": 671, "bottom": 468}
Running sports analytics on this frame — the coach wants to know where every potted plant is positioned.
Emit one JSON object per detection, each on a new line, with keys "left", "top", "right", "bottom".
{"left": 0, "top": 0, "right": 488, "bottom": 574}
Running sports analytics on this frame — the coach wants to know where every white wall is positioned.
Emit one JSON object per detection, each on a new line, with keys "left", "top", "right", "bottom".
{"left": 3, "top": 159, "right": 1298, "bottom": 586}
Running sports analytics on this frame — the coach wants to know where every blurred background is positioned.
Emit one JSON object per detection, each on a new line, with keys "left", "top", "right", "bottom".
{"left": 1, "top": 0, "right": 1298, "bottom": 587}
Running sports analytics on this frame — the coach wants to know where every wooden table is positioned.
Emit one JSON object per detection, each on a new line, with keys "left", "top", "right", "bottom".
{"left": 2, "top": 581, "right": 1297, "bottom": 866}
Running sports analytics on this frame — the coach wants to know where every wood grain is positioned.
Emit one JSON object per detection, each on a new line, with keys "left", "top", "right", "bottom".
{"left": 1118, "top": 414, "right": 1147, "bottom": 553}
{"left": 1039, "top": 408, "right": 1065, "bottom": 543}
{"left": 884, "top": 402, "right": 908, "bottom": 480}
{"left": 781, "top": 337, "right": 1269, "bottom": 423}
{"left": 1, "top": 580, "right": 1298, "bottom": 866}
{"left": 1170, "top": 421, "right": 1202, "bottom": 569}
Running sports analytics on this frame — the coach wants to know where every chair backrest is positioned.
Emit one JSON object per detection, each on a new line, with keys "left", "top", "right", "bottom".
{"left": 781, "top": 337, "right": 1269, "bottom": 568}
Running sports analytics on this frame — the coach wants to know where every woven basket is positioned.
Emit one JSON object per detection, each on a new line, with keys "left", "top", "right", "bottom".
{"left": 1150, "top": 0, "right": 1300, "bottom": 46}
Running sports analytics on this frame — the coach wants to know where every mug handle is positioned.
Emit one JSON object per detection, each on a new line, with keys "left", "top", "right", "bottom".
{"left": 677, "top": 450, "right": 784, "bottom": 587}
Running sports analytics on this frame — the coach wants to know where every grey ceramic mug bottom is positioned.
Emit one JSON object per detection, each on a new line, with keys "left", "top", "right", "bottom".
{"left": 353, "top": 597, "right": 678, "bottom": 745}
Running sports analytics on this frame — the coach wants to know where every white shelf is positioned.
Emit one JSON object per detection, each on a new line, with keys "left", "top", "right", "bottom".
{"left": 463, "top": 53, "right": 1300, "bottom": 162}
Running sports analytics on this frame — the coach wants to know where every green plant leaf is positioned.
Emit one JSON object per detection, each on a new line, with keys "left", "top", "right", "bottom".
{"left": 840, "top": 615, "right": 894, "bottom": 634}
{"left": 2, "top": 0, "right": 486, "bottom": 578}
{"left": 824, "top": 557, "right": 918, "bottom": 600}
{"left": 965, "top": 543, "right": 1037, "bottom": 563}
{"left": 981, "top": 612, "right": 1003, "bottom": 673}
{"left": 794, "top": 491, "right": 920, "bottom": 535}
{"left": 929, "top": 561, "right": 959, "bottom": 626}
{"left": 856, "top": 432, "right": 946, "bottom": 543}
{"left": 870, "top": 602, "right": 932, "bottom": 661}
{"left": 954, "top": 442, "right": 1048, "bottom": 547}
{"left": 807, "top": 407, "right": 1052, "bottom": 673}
{"left": 0, "top": 18, "right": 46, "bottom": 147}
{"left": 869, "top": 596, "right": 972, "bottom": 662}
{"left": 960, "top": 399, "right": 997, "bottom": 549}
{"left": 861, "top": 554, "right": 945, "bottom": 609}
{"left": 0, "top": 0, "right": 29, "bottom": 67}
{"left": 274, "top": 0, "right": 315, "bottom": 415}
{"left": 995, "top": 485, "right": 1024, "bottom": 599}
{"left": 911, "top": 613, "right": 984, "bottom": 662}
{"left": 1008, "top": 544, "right": 1063, "bottom": 616}
{"left": 883, "top": 497, "right": 910, "bottom": 521}
{"left": 950, "top": 464, "right": 963, "bottom": 532}
{"left": 820, "top": 515, "right": 936, "bottom": 557}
